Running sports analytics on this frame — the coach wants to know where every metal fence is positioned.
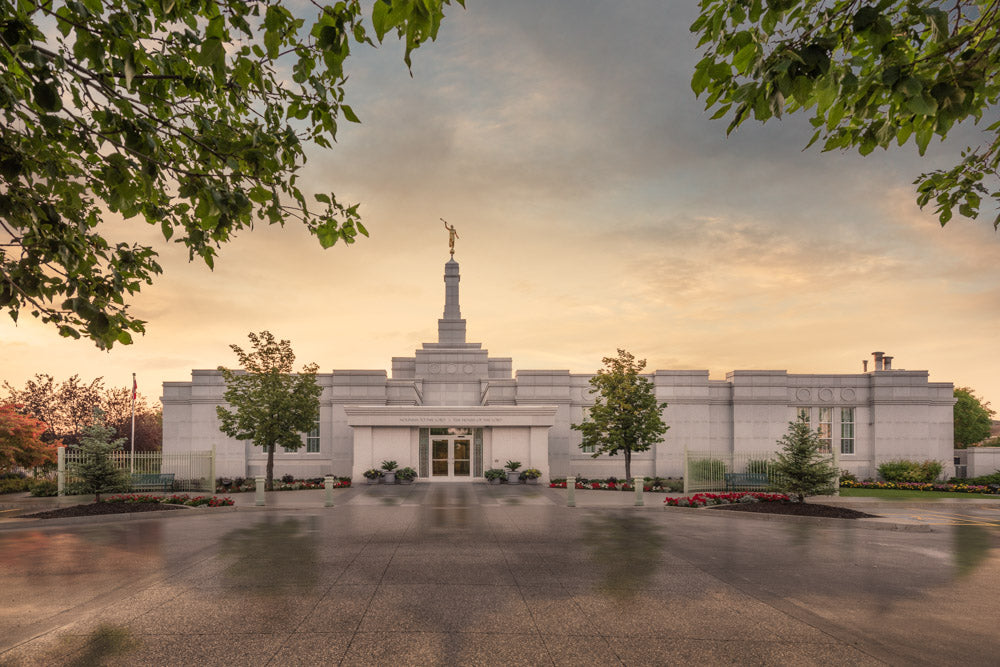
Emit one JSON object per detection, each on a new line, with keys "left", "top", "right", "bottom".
{"left": 683, "top": 449, "right": 783, "bottom": 493}
{"left": 683, "top": 448, "right": 845, "bottom": 494}
{"left": 58, "top": 447, "right": 215, "bottom": 495}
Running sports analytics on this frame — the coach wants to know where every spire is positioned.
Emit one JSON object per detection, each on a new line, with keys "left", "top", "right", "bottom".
{"left": 438, "top": 258, "right": 467, "bottom": 344}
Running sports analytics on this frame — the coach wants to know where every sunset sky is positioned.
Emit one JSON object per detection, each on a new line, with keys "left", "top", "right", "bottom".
{"left": 2, "top": 1, "right": 998, "bottom": 411}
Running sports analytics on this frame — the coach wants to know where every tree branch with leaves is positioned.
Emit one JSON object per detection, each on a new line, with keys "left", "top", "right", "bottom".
{"left": 0, "top": 0, "right": 464, "bottom": 348}
{"left": 691, "top": 0, "right": 1000, "bottom": 228}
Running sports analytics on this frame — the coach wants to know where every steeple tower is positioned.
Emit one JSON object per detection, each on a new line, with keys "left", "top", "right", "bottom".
{"left": 438, "top": 258, "right": 466, "bottom": 344}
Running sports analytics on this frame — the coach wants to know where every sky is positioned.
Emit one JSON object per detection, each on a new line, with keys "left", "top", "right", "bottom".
{"left": 2, "top": 1, "right": 998, "bottom": 410}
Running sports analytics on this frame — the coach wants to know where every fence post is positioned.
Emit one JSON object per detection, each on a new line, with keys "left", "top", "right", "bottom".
{"left": 324, "top": 475, "right": 335, "bottom": 507}
{"left": 832, "top": 442, "right": 840, "bottom": 497}
{"left": 255, "top": 475, "right": 266, "bottom": 506}
{"left": 210, "top": 445, "right": 217, "bottom": 494}
{"left": 567, "top": 476, "right": 576, "bottom": 508}
{"left": 633, "top": 477, "right": 644, "bottom": 506}
{"left": 683, "top": 447, "right": 689, "bottom": 495}
{"left": 57, "top": 446, "right": 65, "bottom": 497}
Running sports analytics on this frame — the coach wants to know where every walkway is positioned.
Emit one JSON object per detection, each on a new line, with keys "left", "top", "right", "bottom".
{"left": 1, "top": 484, "right": 999, "bottom": 665}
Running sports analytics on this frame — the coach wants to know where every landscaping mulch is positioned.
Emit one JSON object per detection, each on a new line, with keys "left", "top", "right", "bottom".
{"left": 22, "top": 502, "right": 185, "bottom": 519}
{"left": 710, "top": 502, "right": 877, "bottom": 519}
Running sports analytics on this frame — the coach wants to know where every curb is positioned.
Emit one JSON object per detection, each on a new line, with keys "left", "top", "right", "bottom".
{"left": 662, "top": 504, "right": 934, "bottom": 532}
{"left": 0, "top": 504, "right": 243, "bottom": 531}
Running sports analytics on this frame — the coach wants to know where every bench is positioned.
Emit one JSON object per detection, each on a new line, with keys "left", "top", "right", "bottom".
{"left": 724, "top": 472, "right": 769, "bottom": 491}
{"left": 131, "top": 473, "right": 175, "bottom": 492}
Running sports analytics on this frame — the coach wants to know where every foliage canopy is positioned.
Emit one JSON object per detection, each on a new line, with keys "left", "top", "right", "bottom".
{"left": 954, "top": 386, "right": 994, "bottom": 447}
{"left": 571, "top": 349, "right": 668, "bottom": 481}
{"left": 0, "top": 0, "right": 463, "bottom": 347}
{"left": 0, "top": 403, "right": 56, "bottom": 471}
{"left": 3, "top": 373, "right": 161, "bottom": 448}
{"left": 217, "top": 330, "right": 321, "bottom": 490}
{"left": 691, "top": 0, "right": 1000, "bottom": 227}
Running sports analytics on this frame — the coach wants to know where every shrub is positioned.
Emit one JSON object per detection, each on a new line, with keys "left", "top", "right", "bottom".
{"left": 0, "top": 477, "right": 31, "bottom": 494}
{"left": 281, "top": 474, "right": 294, "bottom": 484}
{"left": 839, "top": 469, "right": 858, "bottom": 483}
{"left": 29, "top": 479, "right": 57, "bottom": 496}
{"left": 688, "top": 458, "right": 726, "bottom": 482}
{"left": 745, "top": 459, "right": 771, "bottom": 475}
{"left": 949, "top": 471, "right": 1000, "bottom": 486}
{"left": 878, "top": 459, "right": 943, "bottom": 483}
{"left": 396, "top": 467, "right": 417, "bottom": 481}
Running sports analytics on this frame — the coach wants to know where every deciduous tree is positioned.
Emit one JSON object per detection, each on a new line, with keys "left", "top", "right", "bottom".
{"left": 691, "top": 0, "right": 1000, "bottom": 227}
{"left": 954, "top": 386, "right": 994, "bottom": 447}
{"left": 0, "top": 403, "right": 57, "bottom": 471}
{"left": 217, "top": 331, "right": 321, "bottom": 490}
{"left": 4, "top": 374, "right": 161, "bottom": 447}
{"left": 0, "top": 0, "right": 464, "bottom": 347}
{"left": 572, "top": 349, "right": 668, "bottom": 481}
{"left": 770, "top": 416, "right": 838, "bottom": 503}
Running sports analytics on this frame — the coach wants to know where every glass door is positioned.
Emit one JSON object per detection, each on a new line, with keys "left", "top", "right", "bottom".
{"left": 453, "top": 439, "right": 470, "bottom": 477}
{"left": 429, "top": 433, "right": 473, "bottom": 478}
{"left": 432, "top": 439, "right": 450, "bottom": 477}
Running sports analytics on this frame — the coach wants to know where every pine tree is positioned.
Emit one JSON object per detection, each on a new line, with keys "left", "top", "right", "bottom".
{"left": 70, "top": 423, "right": 129, "bottom": 502}
{"left": 771, "top": 417, "right": 838, "bottom": 503}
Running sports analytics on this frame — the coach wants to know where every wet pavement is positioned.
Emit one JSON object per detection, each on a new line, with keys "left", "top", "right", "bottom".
{"left": 1, "top": 484, "right": 999, "bottom": 665}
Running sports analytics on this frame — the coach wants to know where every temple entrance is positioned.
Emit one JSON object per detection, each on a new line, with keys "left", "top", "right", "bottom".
{"left": 430, "top": 429, "right": 474, "bottom": 478}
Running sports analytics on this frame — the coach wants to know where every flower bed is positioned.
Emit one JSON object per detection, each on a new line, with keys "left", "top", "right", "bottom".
{"left": 101, "top": 493, "right": 235, "bottom": 507}
{"left": 664, "top": 492, "right": 790, "bottom": 507}
{"left": 548, "top": 478, "right": 676, "bottom": 492}
{"left": 840, "top": 480, "right": 1000, "bottom": 495}
{"left": 215, "top": 477, "right": 351, "bottom": 493}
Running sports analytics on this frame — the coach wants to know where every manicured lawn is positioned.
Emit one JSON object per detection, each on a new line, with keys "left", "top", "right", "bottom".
{"left": 839, "top": 488, "right": 1000, "bottom": 500}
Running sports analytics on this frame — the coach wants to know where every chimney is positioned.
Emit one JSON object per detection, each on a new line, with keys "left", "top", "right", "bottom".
{"left": 883, "top": 356, "right": 893, "bottom": 370}
{"left": 862, "top": 360, "right": 868, "bottom": 372}
{"left": 872, "top": 351, "right": 884, "bottom": 371}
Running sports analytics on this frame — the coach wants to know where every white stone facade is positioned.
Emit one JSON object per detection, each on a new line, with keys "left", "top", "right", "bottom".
{"left": 162, "top": 259, "right": 956, "bottom": 481}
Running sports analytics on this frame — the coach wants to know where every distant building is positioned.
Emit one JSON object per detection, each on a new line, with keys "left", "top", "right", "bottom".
{"left": 162, "top": 258, "right": 956, "bottom": 481}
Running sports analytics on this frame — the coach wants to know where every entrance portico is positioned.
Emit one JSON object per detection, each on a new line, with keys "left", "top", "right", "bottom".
{"left": 345, "top": 405, "right": 557, "bottom": 481}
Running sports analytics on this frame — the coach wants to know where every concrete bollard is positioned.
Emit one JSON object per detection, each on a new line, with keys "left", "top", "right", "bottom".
{"left": 567, "top": 476, "right": 576, "bottom": 508}
{"left": 57, "top": 446, "right": 65, "bottom": 497}
{"left": 324, "top": 475, "right": 335, "bottom": 507}
{"left": 255, "top": 475, "right": 266, "bottom": 506}
{"left": 634, "top": 477, "right": 644, "bottom": 506}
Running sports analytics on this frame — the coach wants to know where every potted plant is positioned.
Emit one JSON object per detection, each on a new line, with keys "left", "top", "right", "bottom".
{"left": 484, "top": 468, "right": 506, "bottom": 485}
{"left": 520, "top": 468, "right": 541, "bottom": 485}
{"left": 396, "top": 467, "right": 417, "bottom": 484}
{"left": 363, "top": 468, "right": 382, "bottom": 485}
{"left": 504, "top": 460, "right": 522, "bottom": 483}
{"left": 380, "top": 460, "right": 398, "bottom": 484}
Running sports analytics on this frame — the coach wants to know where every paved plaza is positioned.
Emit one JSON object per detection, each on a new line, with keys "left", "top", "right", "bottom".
{"left": 2, "top": 484, "right": 999, "bottom": 665}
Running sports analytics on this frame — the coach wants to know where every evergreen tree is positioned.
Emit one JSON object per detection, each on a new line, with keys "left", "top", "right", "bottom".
{"left": 70, "top": 422, "right": 130, "bottom": 502}
{"left": 771, "top": 417, "right": 838, "bottom": 503}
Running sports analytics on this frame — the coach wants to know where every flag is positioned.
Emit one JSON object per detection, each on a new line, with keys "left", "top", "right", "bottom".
{"left": 132, "top": 375, "right": 137, "bottom": 401}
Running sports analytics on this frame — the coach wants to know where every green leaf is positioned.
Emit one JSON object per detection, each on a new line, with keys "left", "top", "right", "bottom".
{"left": 124, "top": 52, "right": 137, "bottom": 90}
{"left": 733, "top": 43, "right": 757, "bottom": 75}
{"left": 906, "top": 93, "right": 938, "bottom": 116}
{"left": 32, "top": 81, "right": 61, "bottom": 112}
{"left": 341, "top": 104, "right": 360, "bottom": 123}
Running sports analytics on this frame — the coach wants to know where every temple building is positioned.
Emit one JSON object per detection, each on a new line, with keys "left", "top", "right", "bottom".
{"left": 162, "top": 255, "right": 956, "bottom": 481}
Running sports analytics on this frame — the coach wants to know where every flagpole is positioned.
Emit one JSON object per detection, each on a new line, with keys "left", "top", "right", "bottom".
{"left": 130, "top": 373, "right": 136, "bottom": 475}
